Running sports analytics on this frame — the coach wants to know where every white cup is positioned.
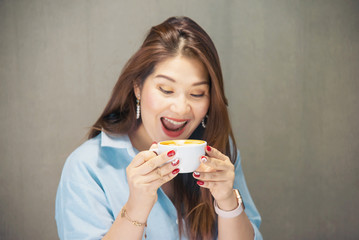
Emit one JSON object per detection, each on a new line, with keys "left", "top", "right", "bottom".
{"left": 155, "top": 139, "right": 207, "bottom": 173}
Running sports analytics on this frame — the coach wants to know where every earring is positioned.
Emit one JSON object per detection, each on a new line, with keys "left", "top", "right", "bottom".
{"left": 136, "top": 98, "right": 140, "bottom": 119}
{"left": 201, "top": 115, "right": 208, "bottom": 128}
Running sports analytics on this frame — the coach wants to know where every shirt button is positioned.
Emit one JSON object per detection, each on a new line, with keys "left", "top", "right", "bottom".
{"left": 176, "top": 219, "right": 178, "bottom": 224}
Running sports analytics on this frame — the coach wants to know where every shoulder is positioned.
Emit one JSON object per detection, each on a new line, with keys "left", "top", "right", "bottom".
{"left": 68, "top": 135, "right": 102, "bottom": 162}
{"left": 60, "top": 132, "right": 135, "bottom": 183}
{"left": 60, "top": 135, "right": 102, "bottom": 182}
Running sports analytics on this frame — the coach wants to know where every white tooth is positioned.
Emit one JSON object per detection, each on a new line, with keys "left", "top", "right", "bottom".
{"left": 164, "top": 118, "right": 187, "bottom": 125}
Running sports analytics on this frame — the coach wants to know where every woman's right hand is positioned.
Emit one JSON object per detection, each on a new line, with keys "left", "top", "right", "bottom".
{"left": 125, "top": 144, "right": 180, "bottom": 219}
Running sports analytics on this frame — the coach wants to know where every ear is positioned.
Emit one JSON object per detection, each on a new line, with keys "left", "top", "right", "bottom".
{"left": 133, "top": 84, "right": 141, "bottom": 99}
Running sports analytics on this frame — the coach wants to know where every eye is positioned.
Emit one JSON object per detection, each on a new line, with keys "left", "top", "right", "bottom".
{"left": 191, "top": 93, "right": 205, "bottom": 98}
{"left": 159, "top": 86, "right": 173, "bottom": 95}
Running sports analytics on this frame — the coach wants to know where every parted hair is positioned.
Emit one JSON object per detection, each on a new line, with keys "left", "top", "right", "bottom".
{"left": 89, "top": 16, "right": 237, "bottom": 239}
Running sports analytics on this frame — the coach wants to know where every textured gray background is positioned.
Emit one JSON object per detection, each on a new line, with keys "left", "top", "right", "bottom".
{"left": 1, "top": 0, "right": 358, "bottom": 239}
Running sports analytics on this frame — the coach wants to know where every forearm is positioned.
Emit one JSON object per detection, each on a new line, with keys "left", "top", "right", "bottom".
{"left": 103, "top": 215, "right": 146, "bottom": 240}
{"left": 216, "top": 192, "right": 254, "bottom": 240}
{"left": 103, "top": 200, "right": 154, "bottom": 240}
{"left": 218, "top": 211, "right": 254, "bottom": 240}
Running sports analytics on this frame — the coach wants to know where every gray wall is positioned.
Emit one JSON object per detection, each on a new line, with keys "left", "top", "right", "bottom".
{"left": 1, "top": 1, "right": 358, "bottom": 239}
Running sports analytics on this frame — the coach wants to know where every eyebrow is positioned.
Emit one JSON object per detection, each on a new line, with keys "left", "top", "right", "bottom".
{"left": 155, "top": 74, "right": 209, "bottom": 86}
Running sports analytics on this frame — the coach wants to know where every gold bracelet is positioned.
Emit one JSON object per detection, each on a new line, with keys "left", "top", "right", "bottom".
{"left": 120, "top": 207, "right": 147, "bottom": 239}
{"left": 120, "top": 207, "right": 147, "bottom": 227}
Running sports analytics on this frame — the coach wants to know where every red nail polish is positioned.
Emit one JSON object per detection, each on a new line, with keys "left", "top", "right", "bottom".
{"left": 197, "top": 180, "right": 204, "bottom": 186}
{"left": 172, "top": 168, "right": 180, "bottom": 175}
{"left": 193, "top": 172, "right": 200, "bottom": 178}
{"left": 167, "top": 150, "right": 176, "bottom": 157}
{"left": 206, "top": 146, "right": 211, "bottom": 151}
{"left": 171, "top": 159, "right": 180, "bottom": 166}
{"left": 152, "top": 141, "right": 157, "bottom": 145}
{"left": 200, "top": 156, "right": 208, "bottom": 163}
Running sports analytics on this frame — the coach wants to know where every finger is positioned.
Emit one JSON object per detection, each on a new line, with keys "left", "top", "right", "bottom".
{"left": 130, "top": 150, "right": 157, "bottom": 168}
{"left": 205, "top": 146, "right": 229, "bottom": 162}
{"left": 195, "top": 179, "right": 223, "bottom": 189}
{"left": 149, "top": 142, "right": 158, "bottom": 155}
{"left": 158, "top": 158, "right": 180, "bottom": 176}
{"left": 192, "top": 170, "right": 231, "bottom": 182}
{"left": 150, "top": 167, "right": 180, "bottom": 189}
{"left": 150, "top": 141, "right": 158, "bottom": 148}
{"left": 195, "top": 179, "right": 233, "bottom": 190}
{"left": 141, "top": 170, "right": 164, "bottom": 184}
{"left": 146, "top": 158, "right": 180, "bottom": 181}
{"left": 199, "top": 156, "right": 231, "bottom": 171}
{"left": 141, "top": 150, "right": 176, "bottom": 175}
{"left": 196, "top": 180, "right": 235, "bottom": 202}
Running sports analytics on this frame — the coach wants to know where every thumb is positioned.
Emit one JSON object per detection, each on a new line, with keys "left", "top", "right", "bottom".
{"left": 149, "top": 141, "right": 158, "bottom": 155}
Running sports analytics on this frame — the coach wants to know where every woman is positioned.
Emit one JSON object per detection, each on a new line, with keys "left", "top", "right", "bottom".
{"left": 56, "top": 16, "right": 262, "bottom": 240}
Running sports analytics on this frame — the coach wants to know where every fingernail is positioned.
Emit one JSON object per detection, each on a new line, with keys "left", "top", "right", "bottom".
{"left": 171, "top": 159, "right": 180, "bottom": 166}
{"left": 206, "top": 146, "right": 211, "bottom": 151}
{"left": 197, "top": 180, "right": 204, "bottom": 186}
{"left": 152, "top": 141, "right": 157, "bottom": 145}
{"left": 167, "top": 150, "right": 176, "bottom": 157}
{"left": 193, "top": 171, "right": 200, "bottom": 177}
{"left": 200, "top": 156, "right": 208, "bottom": 163}
{"left": 172, "top": 168, "right": 180, "bottom": 175}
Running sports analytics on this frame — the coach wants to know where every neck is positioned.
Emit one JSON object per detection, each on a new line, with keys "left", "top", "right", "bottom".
{"left": 129, "top": 123, "right": 153, "bottom": 151}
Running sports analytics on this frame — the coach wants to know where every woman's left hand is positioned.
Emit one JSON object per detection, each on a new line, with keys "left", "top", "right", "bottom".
{"left": 193, "top": 146, "right": 235, "bottom": 204}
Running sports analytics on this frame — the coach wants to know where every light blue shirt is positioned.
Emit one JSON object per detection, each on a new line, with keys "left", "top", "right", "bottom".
{"left": 55, "top": 132, "right": 262, "bottom": 239}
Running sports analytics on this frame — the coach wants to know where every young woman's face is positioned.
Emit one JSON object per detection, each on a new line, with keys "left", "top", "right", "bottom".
{"left": 135, "top": 56, "right": 210, "bottom": 143}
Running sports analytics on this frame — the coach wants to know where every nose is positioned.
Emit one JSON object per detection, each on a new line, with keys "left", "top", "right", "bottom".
{"left": 170, "top": 94, "right": 191, "bottom": 115}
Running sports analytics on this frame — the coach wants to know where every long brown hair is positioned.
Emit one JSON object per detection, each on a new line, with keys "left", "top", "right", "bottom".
{"left": 89, "top": 16, "right": 237, "bottom": 239}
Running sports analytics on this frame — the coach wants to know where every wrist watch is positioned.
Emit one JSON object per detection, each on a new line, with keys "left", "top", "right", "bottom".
{"left": 214, "top": 189, "right": 244, "bottom": 218}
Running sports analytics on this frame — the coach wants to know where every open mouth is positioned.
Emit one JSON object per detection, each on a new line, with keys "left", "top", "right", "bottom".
{"left": 161, "top": 117, "right": 188, "bottom": 132}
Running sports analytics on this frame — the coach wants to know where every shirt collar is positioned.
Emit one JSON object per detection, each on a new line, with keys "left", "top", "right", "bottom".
{"left": 101, "top": 131, "right": 138, "bottom": 157}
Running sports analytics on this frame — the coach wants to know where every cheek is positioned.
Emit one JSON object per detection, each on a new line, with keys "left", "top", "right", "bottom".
{"left": 194, "top": 100, "right": 210, "bottom": 119}
{"left": 142, "top": 89, "right": 163, "bottom": 114}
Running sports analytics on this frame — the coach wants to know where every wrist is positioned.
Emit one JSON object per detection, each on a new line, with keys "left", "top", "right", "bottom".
{"left": 124, "top": 196, "right": 156, "bottom": 223}
{"left": 215, "top": 190, "right": 238, "bottom": 211}
{"left": 214, "top": 189, "right": 244, "bottom": 218}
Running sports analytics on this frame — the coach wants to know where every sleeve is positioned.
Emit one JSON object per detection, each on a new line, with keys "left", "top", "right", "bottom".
{"left": 233, "top": 150, "right": 263, "bottom": 240}
{"left": 55, "top": 151, "right": 114, "bottom": 240}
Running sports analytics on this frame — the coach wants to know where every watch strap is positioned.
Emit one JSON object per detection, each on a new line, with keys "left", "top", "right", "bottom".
{"left": 214, "top": 189, "right": 244, "bottom": 218}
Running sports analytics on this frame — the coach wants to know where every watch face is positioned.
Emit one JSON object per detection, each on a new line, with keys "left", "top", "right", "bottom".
{"left": 234, "top": 189, "right": 244, "bottom": 209}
